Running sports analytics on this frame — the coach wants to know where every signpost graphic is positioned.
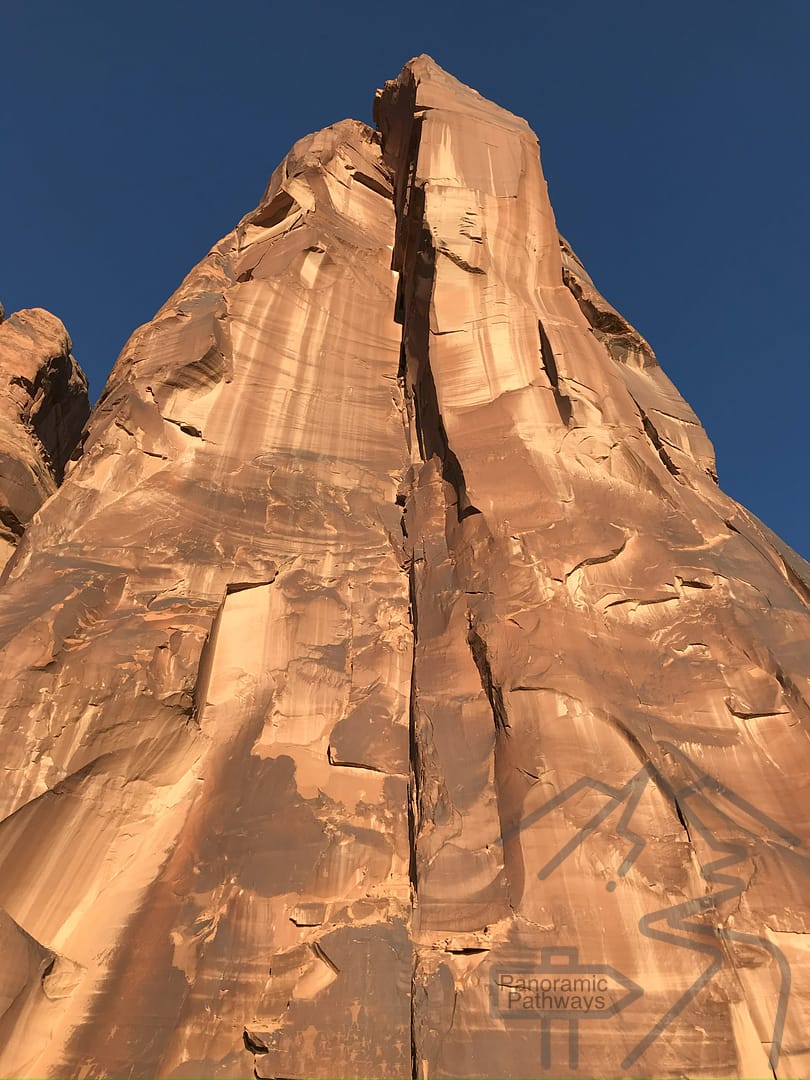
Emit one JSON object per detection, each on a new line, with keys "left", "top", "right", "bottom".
{"left": 490, "top": 946, "right": 642, "bottom": 1070}
{"left": 492, "top": 739, "right": 806, "bottom": 1072}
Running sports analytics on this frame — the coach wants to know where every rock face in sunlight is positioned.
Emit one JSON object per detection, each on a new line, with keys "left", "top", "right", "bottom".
{"left": 0, "top": 57, "right": 808, "bottom": 1080}
{"left": 0, "top": 308, "right": 89, "bottom": 573}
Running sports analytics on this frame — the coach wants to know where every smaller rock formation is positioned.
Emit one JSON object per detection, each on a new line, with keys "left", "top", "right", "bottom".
{"left": 0, "top": 309, "right": 90, "bottom": 571}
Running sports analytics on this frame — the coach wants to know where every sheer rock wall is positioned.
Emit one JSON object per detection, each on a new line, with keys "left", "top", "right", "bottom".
{"left": 0, "top": 57, "right": 808, "bottom": 1080}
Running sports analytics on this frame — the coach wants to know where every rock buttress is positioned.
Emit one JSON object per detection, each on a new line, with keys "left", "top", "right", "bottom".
{"left": 376, "top": 56, "right": 810, "bottom": 1080}
{"left": 0, "top": 56, "right": 808, "bottom": 1080}
{"left": 0, "top": 121, "right": 413, "bottom": 1080}
{"left": 0, "top": 308, "right": 89, "bottom": 573}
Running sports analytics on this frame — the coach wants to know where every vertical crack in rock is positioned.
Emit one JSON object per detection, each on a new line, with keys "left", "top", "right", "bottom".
{"left": 629, "top": 391, "right": 682, "bottom": 479}
{"left": 398, "top": 193, "right": 479, "bottom": 520}
{"left": 467, "top": 621, "right": 509, "bottom": 734}
{"left": 390, "top": 128, "right": 428, "bottom": 1080}
{"left": 537, "top": 317, "right": 573, "bottom": 426}
{"left": 384, "top": 93, "right": 479, "bottom": 523}
{"left": 187, "top": 597, "right": 224, "bottom": 730}
{"left": 385, "top": 81, "right": 443, "bottom": 1075}
{"left": 409, "top": 962, "right": 419, "bottom": 1080}
{"left": 382, "top": 65, "right": 510, "bottom": 1071}
{"left": 406, "top": 564, "right": 420, "bottom": 901}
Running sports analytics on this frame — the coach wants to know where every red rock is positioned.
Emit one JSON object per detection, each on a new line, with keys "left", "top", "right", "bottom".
{"left": 0, "top": 58, "right": 808, "bottom": 1079}
{"left": 0, "top": 308, "right": 89, "bottom": 573}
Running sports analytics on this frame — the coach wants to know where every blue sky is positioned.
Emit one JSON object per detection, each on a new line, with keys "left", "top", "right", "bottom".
{"left": 2, "top": 0, "right": 808, "bottom": 557}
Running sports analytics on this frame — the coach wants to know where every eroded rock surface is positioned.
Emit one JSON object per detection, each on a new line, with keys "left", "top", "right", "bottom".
{"left": 0, "top": 308, "right": 90, "bottom": 572}
{"left": 0, "top": 57, "right": 808, "bottom": 1079}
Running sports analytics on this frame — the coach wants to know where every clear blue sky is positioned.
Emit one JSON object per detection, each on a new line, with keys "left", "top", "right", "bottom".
{"left": 2, "top": 0, "right": 808, "bottom": 557}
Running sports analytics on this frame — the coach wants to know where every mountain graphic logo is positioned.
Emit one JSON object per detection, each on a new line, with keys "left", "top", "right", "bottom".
{"left": 494, "top": 739, "right": 807, "bottom": 1072}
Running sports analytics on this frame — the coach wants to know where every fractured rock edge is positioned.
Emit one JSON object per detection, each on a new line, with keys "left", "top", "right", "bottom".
{"left": 0, "top": 308, "right": 90, "bottom": 574}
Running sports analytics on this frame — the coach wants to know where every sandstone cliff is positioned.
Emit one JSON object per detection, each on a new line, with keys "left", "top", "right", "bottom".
{"left": 0, "top": 58, "right": 808, "bottom": 1080}
{"left": 0, "top": 308, "right": 90, "bottom": 573}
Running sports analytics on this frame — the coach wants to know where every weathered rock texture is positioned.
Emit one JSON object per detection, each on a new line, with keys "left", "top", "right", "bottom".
{"left": 0, "top": 57, "right": 808, "bottom": 1080}
{"left": 0, "top": 308, "right": 90, "bottom": 572}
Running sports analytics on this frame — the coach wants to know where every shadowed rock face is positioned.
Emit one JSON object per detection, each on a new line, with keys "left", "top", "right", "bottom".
{"left": 0, "top": 308, "right": 90, "bottom": 572}
{"left": 0, "top": 57, "right": 808, "bottom": 1080}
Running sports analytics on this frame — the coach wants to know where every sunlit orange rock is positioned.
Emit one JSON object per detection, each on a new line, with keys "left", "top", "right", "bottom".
{"left": 0, "top": 57, "right": 808, "bottom": 1080}
{"left": 0, "top": 307, "right": 89, "bottom": 573}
